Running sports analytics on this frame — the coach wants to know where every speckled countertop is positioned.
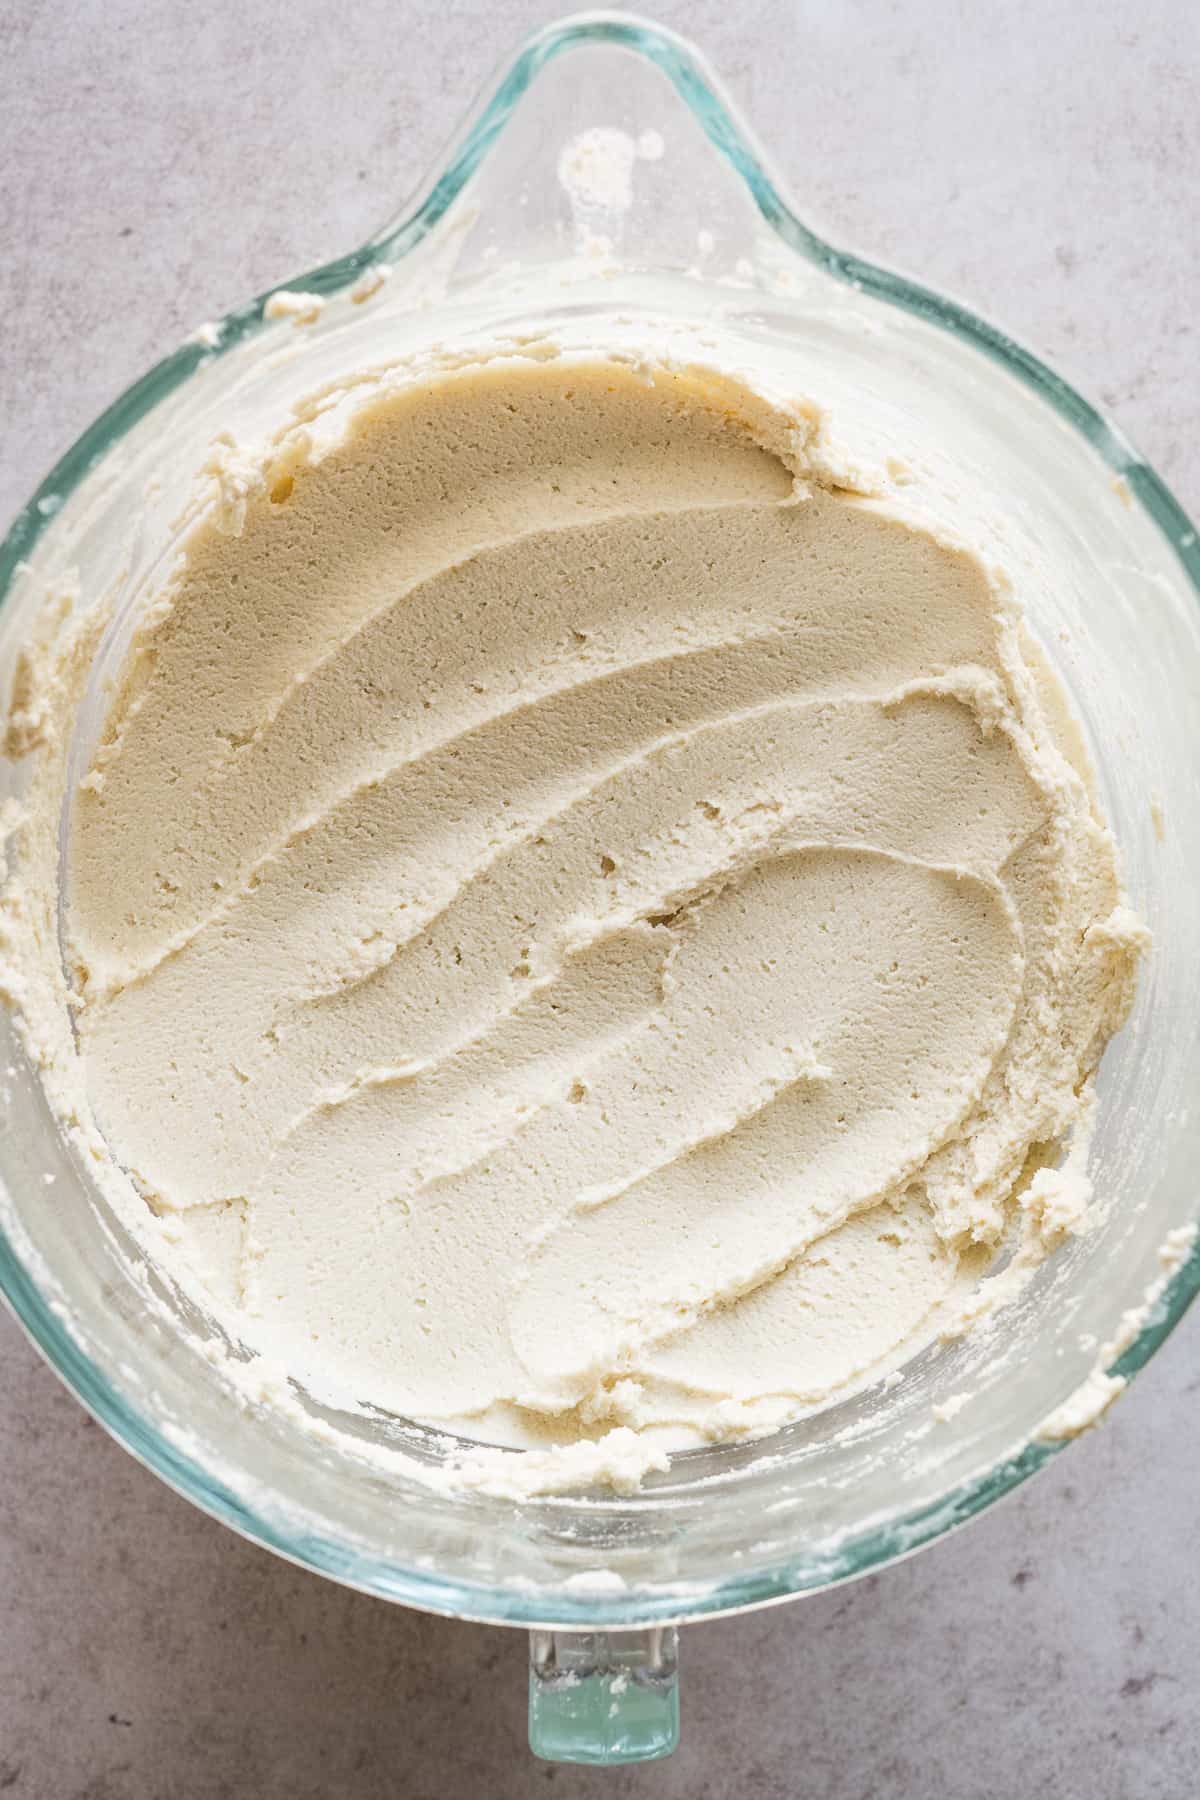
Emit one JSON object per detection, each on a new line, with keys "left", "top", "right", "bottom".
{"left": 1, "top": 3, "right": 1198, "bottom": 1795}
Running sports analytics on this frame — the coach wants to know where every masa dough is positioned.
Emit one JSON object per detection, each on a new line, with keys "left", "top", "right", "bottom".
{"left": 2, "top": 352, "right": 1145, "bottom": 1491}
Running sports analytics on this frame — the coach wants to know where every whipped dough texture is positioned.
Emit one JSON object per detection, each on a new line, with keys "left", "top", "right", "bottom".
{"left": 4, "top": 351, "right": 1145, "bottom": 1492}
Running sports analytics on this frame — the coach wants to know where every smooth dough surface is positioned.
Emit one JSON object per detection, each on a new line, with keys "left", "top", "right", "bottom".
{"left": 57, "top": 355, "right": 1144, "bottom": 1484}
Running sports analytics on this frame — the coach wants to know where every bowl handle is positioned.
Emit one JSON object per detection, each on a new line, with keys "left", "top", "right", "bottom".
{"left": 527, "top": 1624, "right": 680, "bottom": 1764}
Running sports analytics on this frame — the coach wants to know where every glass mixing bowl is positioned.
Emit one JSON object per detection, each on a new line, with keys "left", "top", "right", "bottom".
{"left": 2, "top": 11, "right": 1198, "bottom": 1766}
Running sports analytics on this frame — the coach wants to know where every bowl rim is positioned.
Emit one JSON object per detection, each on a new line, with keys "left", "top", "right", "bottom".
{"left": 1, "top": 7, "right": 1198, "bottom": 1629}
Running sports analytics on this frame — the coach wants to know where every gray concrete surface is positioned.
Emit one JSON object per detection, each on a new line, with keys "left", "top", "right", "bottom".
{"left": 1, "top": 2, "right": 1198, "bottom": 1794}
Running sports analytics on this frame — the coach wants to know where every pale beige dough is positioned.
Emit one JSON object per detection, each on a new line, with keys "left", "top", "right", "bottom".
{"left": 11, "top": 352, "right": 1144, "bottom": 1486}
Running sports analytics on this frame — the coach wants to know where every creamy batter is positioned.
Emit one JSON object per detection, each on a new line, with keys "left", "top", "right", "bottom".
{"left": 4, "top": 352, "right": 1145, "bottom": 1491}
